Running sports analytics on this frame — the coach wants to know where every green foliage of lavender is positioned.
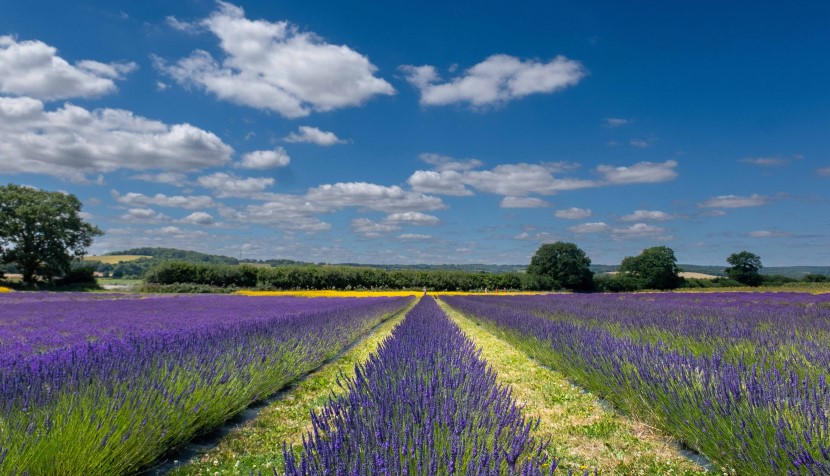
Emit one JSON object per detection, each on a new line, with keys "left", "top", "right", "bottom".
{"left": 442, "top": 293, "right": 830, "bottom": 474}
{"left": 282, "top": 296, "right": 564, "bottom": 475}
{"left": 0, "top": 293, "right": 413, "bottom": 475}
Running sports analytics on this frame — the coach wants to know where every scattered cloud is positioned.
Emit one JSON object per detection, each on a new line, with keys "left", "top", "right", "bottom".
{"left": 119, "top": 207, "right": 169, "bottom": 223}
{"left": 630, "top": 139, "right": 651, "bottom": 148}
{"left": 158, "top": 2, "right": 394, "bottom": 118}
{"left": 568, "top": 222, "right": 610, "bottom": 234}
{"left": 129, "top": 172, "right": 189, "bottom": 186}
{"left": 698, "top": 194, "right": 769, "bottom": 208}
{"left": 218, "top": 195, "right": 331, "bottom": 233}
{"left": 350, "top": 217, "right": 400, "bottom": 238}
{"left": 197, "top": 172, "right": 274, "bottom": 197}
{"left": 397, "top": 233, "right": 432, "bottom": 240}
{"left": 419, "top": 153, "right": 483, "bottom": 172}
{"left": 620, "top": 210, "right": 673, "bottom": 222}
{"left": 113, "top": 190, "right": 214, "bottom": 209}
{"left": 555, "top": 207, "right": 593, "bottom": 219}
{"left": 385, "top": 212, "right": 440, "bottom": 225}
{"left": 0, "top": 97, "right": 233, "bottom": 181}
{"left": 816, "top": 167, "right": 830, "bottom": 177}
{"left": 596, "top": 160, "right": 678, "bottom": 184}
{"left": 604, "top": 117, "right": 628, "bottom": 127}
{"left": 306, "top": 182, "right": 445, "bottom": 213}
{"left": 284, "top": 126, "right": 347, "bottom": 146}
{"left": 181, "top": 211, "right": 215, "bottom": 226}
{"left": 0, "top": 35, "right": 136, "bottom": 100}
{"left": 740, "top": 157, "right": 788, "bottom": 167}
{"left": 500, "top": 196, "right": 551, "bottom": 208}
{"left": 407, "top": 170, "right": 474, "bottom": 196}
{"left": 237, "top": 147, "right": 290, "bottom": 169}
{"left": 611, "top": 223, "right": 666, "bottom": 239}
{"left": 747, "top": 230, "right": 790, "bottom": 238}
{"left": 400, "top": 54, "right": 586, "bottom": 107}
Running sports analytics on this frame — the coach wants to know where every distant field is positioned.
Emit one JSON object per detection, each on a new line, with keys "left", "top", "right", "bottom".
{"left": 84, "top": 255, "right": 150, "bottom": 264}
{"left": 678, "top": 271, "right": 718, "bottom": 280}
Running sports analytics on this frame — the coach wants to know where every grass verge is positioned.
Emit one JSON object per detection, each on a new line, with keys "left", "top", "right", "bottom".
{"left": 168, "top": 299, "right": 417, "bottom": 476}
{"left": 437, "top": 298, "right": 711, "bottom": 476}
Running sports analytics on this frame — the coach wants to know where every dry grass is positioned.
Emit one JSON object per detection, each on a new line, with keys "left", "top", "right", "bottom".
{"left": 84, "top": 255, "right": 150, "bottom": 264}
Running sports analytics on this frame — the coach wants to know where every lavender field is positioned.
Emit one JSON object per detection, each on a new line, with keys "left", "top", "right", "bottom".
{"left": 0, "top": 292, "right": 413, "bottom": 474}
{"left": 442, "top": 292, "right": 830, "bottom": 475}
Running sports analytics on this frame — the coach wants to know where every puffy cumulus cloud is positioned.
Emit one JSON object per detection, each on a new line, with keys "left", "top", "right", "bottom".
{"left": 400, "top": 54, "right": 586, "bottom": 107}
{"left": 238, "top": 147, "right": 290, "bottom": 169}
{"left": 397, "top": 233, "right": 432, "bottom": 240}
{"left": 568, "top": 222, "right": 610, "bottom": 234}
{"left": 555, "top": 207, "right": 593, "bottom": 219}
{"left": 350, "top": 218, "right": 401, "bottom": 238}
{"left": 407, "top": 170, "right": 474, "bottom": 196}
{"left": 197, "top": 172, "right": 274, "bottom": 197}
{"left": 611, "top": 223, "right": 666, "bottom": 239}
{"left": 158, "top": 2, "right": 394, "bottom": 118}
{"left": 740, "top": 157, "right": 788, "bottom": 167}
{"left": 112, "top": 190, "right": 214, "bottom": 209}
{"left": 620, "top": 210, "right": 673, "bottom": 222}
{"left": 306, "top": 182, "right": 445, "bottom": 213}
{"left": 130, "top": 172, "right": 189, "bottom": 186}
{"left": 419, "top": 153, "right": 482, "bottom": 172}
{"left": 0, "top": 35, "right": 136, "bottom": 100}
{"left": 218, "top": 195, "right": 331, "bottom": 233}
{"left": 0, "top": 97, "right": 232, "bottom": 181}
{"left": 385, "top": 212, "right": 440, "bottom": 226}
{"left": 500, "top": 196, "right": 551, "bottom": 208}
{"left": 596, "top": 160, "right": 678, "bottom": 184}
{"left": 119, "top": 208, "right": 169, "bottom": 223}
{"left": 181, "top": 211, "right": 215, "bottom": 226}
{"left": 284, "top": 126, "right": 347, "bottom": 146}
{"left": 698, "top": 194, "right": 768, "bottom": 208}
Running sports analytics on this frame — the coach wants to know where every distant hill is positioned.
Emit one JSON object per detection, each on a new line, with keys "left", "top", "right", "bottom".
{"left": 108, "top": 248, "right": 238, "bottom": 265}
{"left": 337, "top": 263, "right": 527, "bottom": 274}
{"left": 592, "top": 264, "right": 830, "bottom": 279}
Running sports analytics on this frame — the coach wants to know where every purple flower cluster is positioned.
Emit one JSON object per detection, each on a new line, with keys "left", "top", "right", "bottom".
{"left": 442, "top": 293, "right": 830, "bottom": 475}
{"left": 0, "top": 292, "right": 413, "bottom": 475}
{"left": 283, "top": 296, "right": 560, "bottom": 476}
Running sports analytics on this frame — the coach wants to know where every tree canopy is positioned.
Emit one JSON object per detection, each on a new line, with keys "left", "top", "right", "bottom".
{"left": 725, "top": 251, "right": 763, "bottom": 286}
{"left": 526, "top": 242, "right": 594, "bottom": 291}
{"left": 619, "top": 246, "right": 683, "bottom": 290}
{"left": 0, "top": 184, "right": 103, "bottom": 284}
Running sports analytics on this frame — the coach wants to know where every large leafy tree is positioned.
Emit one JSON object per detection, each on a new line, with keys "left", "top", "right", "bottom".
{"left": 619, "top": 246, "right": 683, "bottom": 290}
{"left": 725, "top": 251, "right": 763, "bottom": 286}
{"left": 0, "top": 184, "right": 103, "bottom": 284}
{"left": 527, "top": 241, "right": 594, "bottom": 291}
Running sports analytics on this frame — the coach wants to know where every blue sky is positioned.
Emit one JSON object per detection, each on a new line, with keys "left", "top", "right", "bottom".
{"left": 1, "top": 1, "right": 828, "bottom": 266}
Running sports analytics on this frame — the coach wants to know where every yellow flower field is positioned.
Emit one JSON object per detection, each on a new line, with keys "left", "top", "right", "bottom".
{"left": 0, "top": 286, "right": 12, "bottom": 293}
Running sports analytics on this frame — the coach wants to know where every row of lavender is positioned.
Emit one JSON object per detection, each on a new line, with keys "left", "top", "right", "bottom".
{"left": 282, "top": 296, "right": 564, "bottom": 475}
{"left": 441, "top": 293, "right": 830, "bottom": 475}
{"left": 0, "top": 293, "right": 413, "bottom": 475}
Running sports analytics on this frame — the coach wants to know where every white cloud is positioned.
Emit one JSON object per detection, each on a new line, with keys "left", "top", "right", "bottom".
{"left": 407, "top": 170, "right": 474, "bottom": 196}
{"left": 284, "top": 126, "right": 347, "bottom": 146}
{"left": 500, "top": 196, "right": 551, "bottom": 208}
{"left": 306, "top": 182, "right": 445, "bottom": 213}
{"left": 568, "top": 222, "right": 610, "bottom": 233}
{"left": 419, "top": 153, "right": 482, "bottom": 172}
{"left": 400, "top": 54, "right": 586, "bottom": 107}
{"left": 397, "top": 233, "right": 432, "bottom": 240}
{"left": 219, "top": 195, "right": 330, "bottom": 232}
{"left": 0, "top": 35, "right": 136, "bottom": 100}
{"left": 119, "top": 208, "right": 169, "bottom": 223}
{"left": 350, "top": 218, "right": 400, "bottom": 238}
{"left": 181, "top": 211, "right": 215, "bottom": 226}
{"left": 740, "top": 157, "right": 788, "bottom": 167}
{"left": 130, "top": 172, "right": 189, "bottom": 186}
{"left": 747, "top": 230, "right": 789, "bottom": 238}
{"left": 238, "top": 147, "right": 290, "bottom": 169}
{"left": 148, "top": 226, "right": 207, "bottom": 239}
{"left": 555, "top": 207, "right": 593, "bottom": 219}
{"left": 197, "top": 172, "right": 274, "bottom": 197}
{"left": 630, "top": 139, "right": 650, "bottom": 148}
{"left": 158, "top": 2, "right": 394, "bottom": 118}
{"left": 596, "top": 160, "right": 678, "bottom": 184}
{"left": 113, "top": 191, "right": 214, "bottom": 209}
{"left": 620, "top": 210, "right": 673, "bottom": 222}
{"left": 698, "top": 194, "right": 768, "bottom": 208}
{"left": 0, "top": 97, "right": 232, "bottom": 181}
{"left": 815, "top": 167, "right": 830, "bottom": 177}
{"left": 385, "top": 212, "right": 440, "bottom": 225}
{"left": 604, "top": 117, "right": 628, "bottom": 127}
{"left": 612, "top": 223, "right": 666, "bottom": 239}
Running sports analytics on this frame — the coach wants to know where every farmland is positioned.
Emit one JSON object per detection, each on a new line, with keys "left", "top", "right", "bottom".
{"left": 2, "top": 290, "right": 829, "bottom": 475}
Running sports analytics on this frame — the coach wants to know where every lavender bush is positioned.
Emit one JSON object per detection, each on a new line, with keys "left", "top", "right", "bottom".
{"left": 283, "top": 296, "right": 562, "bottom": 476}
{"left": 0, "top": 292, "right": 412, "bottom": 475}
{"left": 442, "top": 293, "right": 830, "bottom": 475}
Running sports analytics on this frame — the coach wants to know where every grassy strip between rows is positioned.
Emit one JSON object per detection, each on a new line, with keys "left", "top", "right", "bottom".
{"left": 169, "top": 299, "right": 418, "bottom": 476}
{"left": 437, "top": 298, "right": 711, "bottom": 476}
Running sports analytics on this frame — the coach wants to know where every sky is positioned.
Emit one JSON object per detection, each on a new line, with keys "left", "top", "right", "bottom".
{"left": 1, "top": 1, "right": 828, "bottom": 266}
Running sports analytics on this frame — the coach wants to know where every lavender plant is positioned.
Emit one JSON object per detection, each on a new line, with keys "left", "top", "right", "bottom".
{"left": 442, "top": 293, "right": 830, "bottom": 475}
{"left": 0, "top": 293, "right": 412, "bottom": 475}
{"left": 282, "top": 296, "right": 562, "bottom": 476}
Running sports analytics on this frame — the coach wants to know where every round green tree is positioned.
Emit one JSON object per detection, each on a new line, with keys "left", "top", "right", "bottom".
{"left": 527, "top": 241, "right": 594, "bottom": 291}
{"left": 619, "top": 246, "right": 683, "bottom": 290}
{"left": 725, "top": 251, "right": 763, "bottom": 286}
{"left": 0, "top": 184, "right": 103, "bottom": 285}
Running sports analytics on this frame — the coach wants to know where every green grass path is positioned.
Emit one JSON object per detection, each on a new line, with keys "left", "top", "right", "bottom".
{"left": 437, "top": 298, "right": 711, "bottom": 476}
{"left": 168, "top": 299, "right": 416, "bottom": 476}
